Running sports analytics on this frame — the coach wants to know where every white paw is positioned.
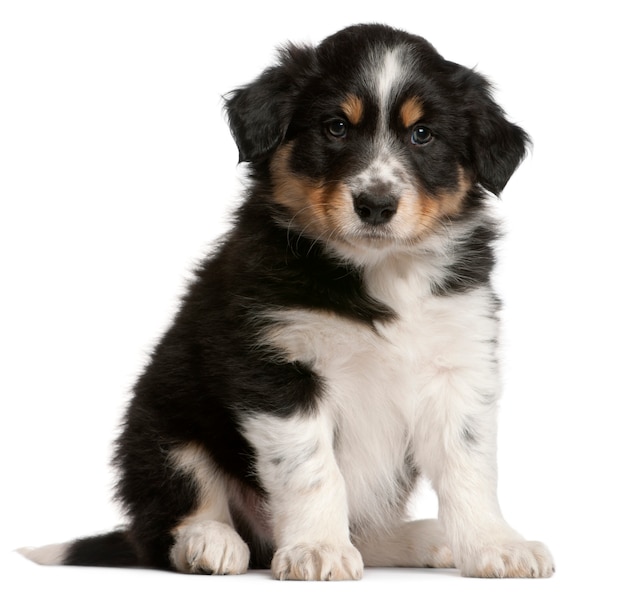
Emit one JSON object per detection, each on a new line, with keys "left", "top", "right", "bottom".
{"left": 426, "top": 543, "right": 455, "bottom": 568}
{"left": 460, "top": 539, "right": 554, "bottom": 578}
{"left": 415, "top": 519, "right": 455, "bottom": 568}
{"left": 272, "top": 542, "right": 364, "bottom": 580}
{"left": 170, "top": 520, "right": 250, "bottom": 575}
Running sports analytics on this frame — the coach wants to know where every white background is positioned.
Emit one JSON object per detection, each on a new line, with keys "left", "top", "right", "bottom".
{"left": 1, "top": 1, "right": 625, "bottom": 591}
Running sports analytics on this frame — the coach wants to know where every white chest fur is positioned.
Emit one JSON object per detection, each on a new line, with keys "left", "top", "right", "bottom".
{"left": 254, "top": 258, "right": 501, "bottom": 533}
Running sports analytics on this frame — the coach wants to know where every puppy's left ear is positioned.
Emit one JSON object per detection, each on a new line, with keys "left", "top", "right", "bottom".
{"left": 225, "top": 44, "right": 316, "bottom": 164}
{"left": 460, "top": 68, "right": 531, "bottom": 196}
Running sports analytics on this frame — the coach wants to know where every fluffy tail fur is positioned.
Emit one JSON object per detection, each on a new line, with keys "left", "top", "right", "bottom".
{"left": 19, "top": 530, "right": 139, "bottom": 568}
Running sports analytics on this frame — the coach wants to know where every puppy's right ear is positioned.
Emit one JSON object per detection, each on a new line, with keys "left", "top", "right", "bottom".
{"left": 225, "top": 44, "right": 316, "bottom": 164}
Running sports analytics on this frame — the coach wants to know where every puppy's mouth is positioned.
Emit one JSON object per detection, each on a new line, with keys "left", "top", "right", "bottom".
{"left": 338, "top": 217, "right": 406, "bottom": 250}
{"left": 351, "top": 222, "right": 397, "bottom": 241}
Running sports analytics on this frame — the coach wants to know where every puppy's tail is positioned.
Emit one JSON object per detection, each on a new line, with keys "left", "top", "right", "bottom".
{"left": 19, "top": 530, "right": 139, "bottom": 568}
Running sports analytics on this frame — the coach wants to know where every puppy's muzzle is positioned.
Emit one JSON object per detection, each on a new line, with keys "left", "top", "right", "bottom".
{"left": 353, "top": 192, "right": 398, "bottom": 226}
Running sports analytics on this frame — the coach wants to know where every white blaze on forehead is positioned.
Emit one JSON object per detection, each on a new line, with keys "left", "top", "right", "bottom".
{"left": 348, "top": 47, "right": 412, "bottom": 197}
{"left": 375, "top": 47, "right": 407, "bottom": 117}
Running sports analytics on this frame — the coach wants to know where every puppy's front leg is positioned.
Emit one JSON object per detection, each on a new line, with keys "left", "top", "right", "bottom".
{"left": 424, "top": 405, "right": 554, "bottom": 578}
{"left": 243, "top": 412, "right": 363, "bottom": 581}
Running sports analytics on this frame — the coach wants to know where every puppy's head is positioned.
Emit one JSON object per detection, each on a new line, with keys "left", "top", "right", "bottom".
{"left": 226, "top": 24, "right": 529, "bottom": 253}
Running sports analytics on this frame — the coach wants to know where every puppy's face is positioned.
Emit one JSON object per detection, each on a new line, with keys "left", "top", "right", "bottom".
{"left": 269, "top": 45, "right": 472, "bottom": 251}
{"left": 227, "top": 25, "right": 528, "bottom": 254}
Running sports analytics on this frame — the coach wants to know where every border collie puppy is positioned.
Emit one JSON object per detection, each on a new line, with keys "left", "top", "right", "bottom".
{"left": 20, "top": 24, "right": 554, "bottom": 580}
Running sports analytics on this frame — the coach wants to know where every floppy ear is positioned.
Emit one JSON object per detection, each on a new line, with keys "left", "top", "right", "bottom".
{"left": 225, "top": 44, "right": 316, "bottom": 164}
{"left": 460, "top": 68, "right": 531, "bottom": 195}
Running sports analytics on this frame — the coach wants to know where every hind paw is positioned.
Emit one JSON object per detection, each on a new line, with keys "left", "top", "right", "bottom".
{"left": 170, "top": 519, "right": 250, "bottom": 575}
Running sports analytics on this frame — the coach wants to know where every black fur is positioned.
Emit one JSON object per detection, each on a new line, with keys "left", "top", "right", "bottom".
{"left": 432, "top": 214, "right": 501, "bottom": 296}
{"left": 107, "top": 193, "right": 395, "bottom": 569}
{"left": 49, "top": 24, "right": 529, "bottom": 572}
{"left": 228, "top": 24, "right": 529, "bottom": 195}
{"left": 64, "top": 531, "right": 138, "bottom": 568}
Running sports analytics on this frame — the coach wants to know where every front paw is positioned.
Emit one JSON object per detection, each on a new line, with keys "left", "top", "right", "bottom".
{"left": 271, "top": 542, "right": 364, "bottom": 581}
{"left": 461, "top": 540, "right": 554, "bottom": 578}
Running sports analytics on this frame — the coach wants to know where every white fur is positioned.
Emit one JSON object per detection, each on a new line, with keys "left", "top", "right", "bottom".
{"left": 169, "top": 519, "right": 250, "bottom": 575}
{"left": 18, "top": 542, "right": 69, "bottom": 565}
{"left": 355, "top": 519, "right": 453, "bottom": 568}
{"left": 349, "top": 147, "right": 412, "bottom": 196}
{"left": 248, "top": 230, "right": 554, "bottom": 578}
{"left": 242, "top": 412, "right": 364, "bottom": 580}
{"left": 272, "top": 543, "right": 363, "bottom": 581}
{"left": 374, "top": 48, "right": 407, "bottom": 119}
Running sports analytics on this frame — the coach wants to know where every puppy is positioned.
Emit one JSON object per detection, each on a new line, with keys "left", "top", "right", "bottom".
{"left": 20, "top": 24, "right": 554, "bottom": 579}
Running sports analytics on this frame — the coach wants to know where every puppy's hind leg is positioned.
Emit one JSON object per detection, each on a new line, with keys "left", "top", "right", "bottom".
{"left": 355, "top": 519, "right": 454, "bottom": 569}
{"left": 168, "top": 443, "right": 250, "bottom": 575}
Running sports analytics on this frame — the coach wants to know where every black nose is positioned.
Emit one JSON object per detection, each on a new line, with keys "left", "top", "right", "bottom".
{"left": 353, "top": 192, "right": 398, "bottom": 225}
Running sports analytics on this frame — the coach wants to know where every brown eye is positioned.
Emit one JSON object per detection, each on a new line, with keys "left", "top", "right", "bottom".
{"left": 326, "top": 118, "right": 348, "bottom": 139}
{"left": 411, "top": 125, "right": 433, "bottom": 145}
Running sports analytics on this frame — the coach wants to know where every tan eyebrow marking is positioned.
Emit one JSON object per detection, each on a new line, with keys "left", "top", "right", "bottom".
{"left": 400, "top": 96, "right": 425, "bottom": 128}
{"left": 340, "top": 94, "right": 364, "bottom": 125}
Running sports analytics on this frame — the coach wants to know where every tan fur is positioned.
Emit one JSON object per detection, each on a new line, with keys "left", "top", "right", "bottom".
{"left": 415, "top": 168, "right": 472, "bottom": 235}
{"left": 341, "top": 94, "right": 365, "bottom": 125}
{"left": 399, "top": 97, "right": 424, "bottom": 128}
{"left": 270, "top": 143, "right": 352, "bottom": 240}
